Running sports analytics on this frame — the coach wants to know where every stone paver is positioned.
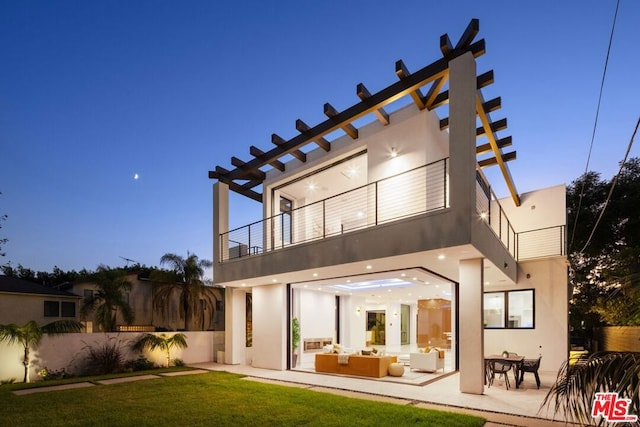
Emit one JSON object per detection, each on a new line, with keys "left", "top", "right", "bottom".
{"left": 95, "top": 374, "right": 160, "bottom": 385}
{"left": 160, "top": 369, "right": 208, "bottom": 377}
{"left": 13, "top": 382, "right": 95, "bottom": 395}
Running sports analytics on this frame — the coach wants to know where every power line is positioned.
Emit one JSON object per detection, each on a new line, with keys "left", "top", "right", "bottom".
{"left": 568, "top": 0, "right": 620, "bottom": 252}
{"left": 579, "top": 116, "right": 639, "bottom": 254}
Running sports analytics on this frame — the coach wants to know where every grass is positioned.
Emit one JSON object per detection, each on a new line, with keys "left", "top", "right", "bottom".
{"left": 0, "top": 371, "right": 485, "bottom": 426}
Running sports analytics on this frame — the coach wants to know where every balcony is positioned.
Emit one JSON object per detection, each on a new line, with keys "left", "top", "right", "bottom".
{"left": 220, "top": 158, "right": 449, "bottom": 262}
{"left": 219, "top": 158, "right": 565, "bottom": 264}
{"left": 476, "top": 173, "right": 565, "bottom": 261}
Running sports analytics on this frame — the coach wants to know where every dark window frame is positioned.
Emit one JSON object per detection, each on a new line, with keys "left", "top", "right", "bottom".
{"left": 483, "top": 289, "right": 535, "bottom": 329}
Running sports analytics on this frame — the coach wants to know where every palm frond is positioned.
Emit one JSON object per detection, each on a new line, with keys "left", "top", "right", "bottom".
{"left": 541, "top": 351, "right": 640, "bottom": 425}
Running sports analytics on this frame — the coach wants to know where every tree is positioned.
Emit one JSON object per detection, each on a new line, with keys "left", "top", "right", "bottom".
{"left": 0, "top": 320, "right": 83, "bottom": 382}
{"left": 151, "top": 252, "right": 221, "bottom": 331}
{"left": 132, "top": 332, "right": 188, "bottom": 368}
{"left": 81, "top": 266, "right": 134, "bottom": 332}
{"left": 568, "top": 157, "right": 640, "bottom": 337}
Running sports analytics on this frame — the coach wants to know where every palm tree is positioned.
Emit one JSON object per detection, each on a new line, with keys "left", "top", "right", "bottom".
{"left": 541, "top": 351, "right": 640, "bottom": 425}
{"left": 151, "top": 252, "right": 221, "bottom": 331}
{"left": 132, "top": 332, "right": 188, "bottom": 368}
{"left": 81, "top": 266, "right": 134, "bottom": 332}
{"left": 0, "top": 320, "right": 83, "bottom": 382}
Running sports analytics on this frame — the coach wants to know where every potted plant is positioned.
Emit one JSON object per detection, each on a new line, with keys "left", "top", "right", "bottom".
{"left": 291, "top": 317, "right": 300, "bottom": 367}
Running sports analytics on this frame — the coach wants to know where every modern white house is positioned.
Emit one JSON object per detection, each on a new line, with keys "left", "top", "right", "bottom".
{"left": 209, "top": 20, "right": 568, "bottom": 394}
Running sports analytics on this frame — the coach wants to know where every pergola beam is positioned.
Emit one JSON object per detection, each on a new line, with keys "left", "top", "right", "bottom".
{"left": 478, "top": 151, "right": 517, "bottom": 167}
{"left": 296, "top": 119, "right": 331, "bottom": 151}
{"left": 250, "top": 145, "right": 285, "bottom": 172}
{"left": 357, "top": 83, "right": 390, "bottom": 125}
{"left": 209, "top": 27, "right": 490, "bottom": 200}
{"left": 476, "top": 136, "right": 512, "bottom": 155}
{"left": 396, "top": 60, "right": 427, "bottom": 110}
{"left": 272, "top": 133, "right": 307, "bottom": 163}
{"left": 476, "top": 91, "right": 520, "bottom": 206}
{"left": 324, "top": 103, "right": 358, "bottom": 139}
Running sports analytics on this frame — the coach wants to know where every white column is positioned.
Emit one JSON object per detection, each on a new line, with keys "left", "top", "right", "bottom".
{"left": 459, "top": 258, "right": 484, "bottom": 394}
{"left": 213, "top": 182, "right": 229, "bottom": 265}
{"left": 224, "top": 287, "right": 246, "bottom": 364}
{"left": 252, "top": 283, "right": 287, "bottom": 370}
{"left": 448, "top": 51, "right": 477, "bottom": 217}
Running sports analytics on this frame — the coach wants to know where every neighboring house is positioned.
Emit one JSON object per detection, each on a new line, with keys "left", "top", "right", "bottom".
{"left": 0, "top": 275, "right": 81, "bottom": 325}
{"left": 66, "top": 273, "right": 224, "bottom": 332}
{"left": 209, "top": 20, "right": 567, "bottom": 395}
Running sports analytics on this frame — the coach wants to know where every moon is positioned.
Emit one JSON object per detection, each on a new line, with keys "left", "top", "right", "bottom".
{"left": 133, "top": 173, "right": 139, "bottom": 180}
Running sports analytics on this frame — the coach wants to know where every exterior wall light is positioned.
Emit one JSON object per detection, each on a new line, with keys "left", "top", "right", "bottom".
{"left": 390, "top": 147, "right": 398, "bottom": 158}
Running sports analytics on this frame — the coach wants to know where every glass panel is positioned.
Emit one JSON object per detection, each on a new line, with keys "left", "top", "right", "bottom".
{"left": 44, "top": 301, "right": 59, "bottom": 317}
{"left": 483, "top": 293, "right": 505, "bottom": 328}
{"left": 61, "top": 301, "right": 76, "bottom": 317}
{"left": 508, "top": 290, "right": 534, "bottom": 328}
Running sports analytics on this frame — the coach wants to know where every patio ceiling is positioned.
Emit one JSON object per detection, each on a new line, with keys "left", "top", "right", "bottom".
{"left": 209, "top": 19, "right": 521, "bottom": 207}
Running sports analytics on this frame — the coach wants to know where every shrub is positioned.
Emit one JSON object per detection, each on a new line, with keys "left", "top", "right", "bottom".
{"left": 1, "top": 378, "right": 16, "bottom": 385}
{"left": 173, "top": 358, "right": 185, "bottom": 367}
{"left": 37, "top": 367, "right": 72, "bottom": 381}
{"left": 80, "top": 337, "right": 127, "bottom": 375}
{"left": 126, "top": 355, "right": 156, "bottom": 371}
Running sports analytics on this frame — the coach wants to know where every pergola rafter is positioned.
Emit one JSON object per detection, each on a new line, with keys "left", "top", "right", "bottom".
{"left": 209, "top": 18, "right": 520, "bottom": 206}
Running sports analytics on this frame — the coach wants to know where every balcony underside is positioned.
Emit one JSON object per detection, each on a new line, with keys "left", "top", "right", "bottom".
{"left": 214, "top": 208, "right": 517, "bottom": 286}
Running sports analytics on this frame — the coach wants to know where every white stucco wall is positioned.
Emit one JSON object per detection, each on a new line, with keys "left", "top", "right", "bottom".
{"left": 251, "top": 283, "right": 287, "bottom": 370}
{"left": 484, "top": 257, "right": 569, "bottom": 372}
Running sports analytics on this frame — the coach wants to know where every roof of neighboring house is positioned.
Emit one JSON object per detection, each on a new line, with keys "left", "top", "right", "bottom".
{"left": 0, "top": 275, "right": 81, "bottom": 298}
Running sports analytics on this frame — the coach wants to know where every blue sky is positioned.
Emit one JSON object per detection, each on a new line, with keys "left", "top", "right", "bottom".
{"left": 1, "top": 0, "right": 638, "bottom": 276}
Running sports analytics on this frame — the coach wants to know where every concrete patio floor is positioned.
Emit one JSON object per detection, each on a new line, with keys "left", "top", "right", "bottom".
{"left": 191, "top": 362, "right": 576, "bottom": 427}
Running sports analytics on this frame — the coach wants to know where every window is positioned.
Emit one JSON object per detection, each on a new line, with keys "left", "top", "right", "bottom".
{"left": 61, "top": 301, "right": 76, "bottom": 317}
{"left": 44, "top": 301, "right": 59, "bottom": 317}
{"left": 484, "top": 289, "right": 534, "bottom": 329}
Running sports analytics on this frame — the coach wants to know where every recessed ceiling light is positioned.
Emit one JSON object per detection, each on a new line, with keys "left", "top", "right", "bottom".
{"left": 346, "top": 279, "right": 351, "bottom": 283}
{"left": 303, "top": 285, "right": 308, "bottom": 288}
{"left": 313, "top": 273, "right": 318, "bottom": 277}
{"left": 400, "top": 273, "right": 406, "bottom": 277}
{"left": 241, "top": 283, "right": 246, "bottom": 287}
{"left": 438, "top": 254, "right": 446, "bottom": 260}
{"left": 413, "top": 277, "right": 418, "bottom": 281}
{"left": 272, "top": 279, "right": 277, "bottom": 283}
{"left": 425, "top": 281, "right": 430, "bottom": 285}
{"left": 366, "top": 265, "right": 372, "bottom": 270}
{"left": 485, "top": 281, "right": 490, "bottom": 285}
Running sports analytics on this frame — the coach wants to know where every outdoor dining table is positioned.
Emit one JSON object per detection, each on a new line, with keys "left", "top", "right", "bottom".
{"left": 484, "top": 354, "right": 525, "bottom": 389}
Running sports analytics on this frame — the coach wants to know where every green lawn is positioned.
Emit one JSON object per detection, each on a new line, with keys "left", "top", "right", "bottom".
{"left": 0, "top": 371, "right": 485, "bottom": 426}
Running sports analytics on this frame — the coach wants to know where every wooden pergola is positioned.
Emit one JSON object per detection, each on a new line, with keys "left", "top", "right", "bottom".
{"left": 209, "top": 19, "right": 520, "bottom": 206}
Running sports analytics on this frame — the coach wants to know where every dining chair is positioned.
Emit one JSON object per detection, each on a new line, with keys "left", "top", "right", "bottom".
{"left": 519, "top": 356, "right": 542, "bottom": 389}
{"left": 488, "top": 360, "right": 512, "bottom": 389}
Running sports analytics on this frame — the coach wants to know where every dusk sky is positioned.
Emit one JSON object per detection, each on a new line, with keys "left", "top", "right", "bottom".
{"left": 1, "top": 1, "right": 638, "bottom": 278}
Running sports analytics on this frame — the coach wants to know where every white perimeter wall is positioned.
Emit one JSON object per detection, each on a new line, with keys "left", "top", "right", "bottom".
{"left": 0, "top": 331, "right": 218, "bottom": 382}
